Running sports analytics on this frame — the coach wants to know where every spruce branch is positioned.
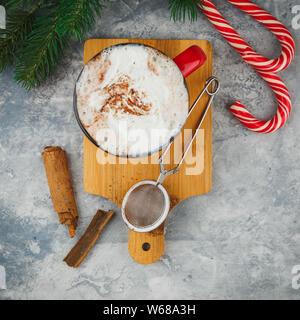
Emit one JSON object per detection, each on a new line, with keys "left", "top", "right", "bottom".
{"left": 1, "top": 0, "right": 42, "bottom": 9}
{"left": 56, "top": 0, "right": 109, "bottom": 41}
{"left": 168, "top": 0, "right": 206, "bottom": 22}
{"left": 14, "top": 8, "right": 67, "bottom": 89}
{"left": 14, "top": 0, "right": 109, "bottom": 89}
{"left": 0, "top": 8, "right": 37, "bottom": 72}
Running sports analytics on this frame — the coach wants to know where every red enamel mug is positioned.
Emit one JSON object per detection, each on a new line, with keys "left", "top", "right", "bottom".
{"left": 74, "top": 43, "right": 207, "bottom": 158}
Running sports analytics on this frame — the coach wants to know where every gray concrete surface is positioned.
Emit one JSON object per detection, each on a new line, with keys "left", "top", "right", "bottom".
{"left": 0, "top": 0, "right": 300, "bottom": 300}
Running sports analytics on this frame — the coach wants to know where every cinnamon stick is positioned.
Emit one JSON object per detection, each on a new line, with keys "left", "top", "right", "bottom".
{"left": 42, "top": 146, "right": 78, "bottom": 238}
{"left": 64, "top": 209, "right": 115, "bottom": 268}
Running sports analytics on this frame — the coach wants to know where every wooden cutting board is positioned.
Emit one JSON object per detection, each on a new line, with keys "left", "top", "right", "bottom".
{"left": 83, "top": 38, "right": 213, "bottom": 264}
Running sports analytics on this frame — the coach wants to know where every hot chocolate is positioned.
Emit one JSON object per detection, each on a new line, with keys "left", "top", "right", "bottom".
{"left": 76, "top": 44, "right": 189, "bottom": 157}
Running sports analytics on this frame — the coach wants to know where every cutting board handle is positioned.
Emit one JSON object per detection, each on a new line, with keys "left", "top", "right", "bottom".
{"left": 128, "top": 222, "right": 165, "bottom": 264}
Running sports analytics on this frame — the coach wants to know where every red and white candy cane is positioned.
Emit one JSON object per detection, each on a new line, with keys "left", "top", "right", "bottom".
{"left": 198, "top": 0, "right": 295, "bottom": 133}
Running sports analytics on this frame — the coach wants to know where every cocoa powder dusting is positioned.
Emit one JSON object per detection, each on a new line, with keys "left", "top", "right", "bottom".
{"left": 99, "top": 73, "right": 105, "bottom": 83}
{"left": 100, "top": 76, "right": 152, "bottom": 117}
{"left": 97, "top": 57, "right": 111, "bottom": 84}
{"left": 84, "top": 74, "right": 153, "bottom": 130}
{"left": 147, "top": 58, "right": 159, "bottom": 76}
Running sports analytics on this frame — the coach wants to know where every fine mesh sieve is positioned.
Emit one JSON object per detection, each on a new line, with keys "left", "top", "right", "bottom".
{"left": 122, "top": 180, "right": 170, "bottom": 233}
{"left": 121, "top": 77, "right": 220, "bottom": 233}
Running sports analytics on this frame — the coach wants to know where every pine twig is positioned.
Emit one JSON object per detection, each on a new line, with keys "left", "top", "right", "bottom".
{"left": 14, "top": 9, "right": 67, "bottom": 89}
{"left": 0, "top": 8, "right": 37, "bottom": 72}
{"left": 56, "top": 0, "right": 109, "bottom": 41}
{"left": 168, "top": 0, "right": 206, "bottom": 22}
{"left": 0, "top": 0, "right": 41, "bottom": 9}
{"left": 14, "top": 0, "right": 109, "bottom": 89}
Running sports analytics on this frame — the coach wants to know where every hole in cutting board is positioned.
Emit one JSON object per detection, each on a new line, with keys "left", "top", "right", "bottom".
{"left": 142, "top": 242, "right": 151, "bottom": 251}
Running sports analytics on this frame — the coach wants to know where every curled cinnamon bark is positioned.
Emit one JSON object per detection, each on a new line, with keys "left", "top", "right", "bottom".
{"left": 64, "top": 209, "right": 115, "bottom": 268}
{"left": 42, "top": 146, "right": 78, "bottom": 238}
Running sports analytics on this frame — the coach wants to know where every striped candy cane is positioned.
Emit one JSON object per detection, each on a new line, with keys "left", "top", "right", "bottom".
{"left": 198, "top": 0, "right": 295, "bottom": 133}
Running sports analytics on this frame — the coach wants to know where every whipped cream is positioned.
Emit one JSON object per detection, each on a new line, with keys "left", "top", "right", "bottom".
{"left": 76, "top": 44, "right": 189, "bottom": 157}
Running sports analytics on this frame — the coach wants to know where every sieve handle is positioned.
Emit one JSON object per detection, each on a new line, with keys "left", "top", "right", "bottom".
{"left": 157, "top": 77, "right": 220, "bottom": 185}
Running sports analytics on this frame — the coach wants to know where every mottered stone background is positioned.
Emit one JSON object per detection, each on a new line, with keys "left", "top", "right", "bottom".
{"left": 0, "top": 0, "right": 300, "bottom": 299}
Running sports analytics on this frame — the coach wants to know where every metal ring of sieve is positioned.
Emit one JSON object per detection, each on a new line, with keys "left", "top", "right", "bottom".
{"left": 121, "top": 180, "right": 170, "bottom": 233}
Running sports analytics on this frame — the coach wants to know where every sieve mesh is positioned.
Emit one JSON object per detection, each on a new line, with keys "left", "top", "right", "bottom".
{"left": 124, "top": 184, "right": 166, "bottom": 228}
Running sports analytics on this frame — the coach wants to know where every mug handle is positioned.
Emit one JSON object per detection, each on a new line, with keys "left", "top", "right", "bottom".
{"left": 173, "top": 45, "right": 207, "bottom": 78}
